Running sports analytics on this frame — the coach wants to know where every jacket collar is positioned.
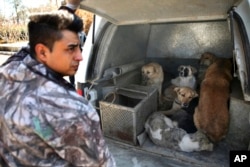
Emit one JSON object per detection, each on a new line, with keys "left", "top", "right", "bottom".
{"left": 4, "top": 46, "right": 76, "bottom": 91}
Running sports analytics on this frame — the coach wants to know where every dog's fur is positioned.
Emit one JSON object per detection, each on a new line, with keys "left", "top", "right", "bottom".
{"left": 197, "top": 52, "right": 218, "bottom": 86}
{"left": 171, "top": 65, "right": 197, "bottom": 89}
{"left": 199, "top": 52, "right": 218, "bottom": 66}
{"left": 162, "top": 86, "right": 198, "bottom": 112}
{"left": 194, "top": 58, "right": 233, "bottom": 143}
{"left": 145, "top": 112, "right": 213, "bottom": 152}
{"left": 170, "top": 97, "right": 199, "bottom": 133}
{"left": 141, "top": 62, "right": 164, "bottom": 101}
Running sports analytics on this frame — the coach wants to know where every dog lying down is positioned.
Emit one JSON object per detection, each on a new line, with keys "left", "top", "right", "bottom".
{"left": 145, "top": 112, "right": 213, "bottom": 152}
{"left": 169, "top": 97, "right": 199, "bottom": 133}
{"left": 162, "top": 86, "right": 198, "bottom": 111}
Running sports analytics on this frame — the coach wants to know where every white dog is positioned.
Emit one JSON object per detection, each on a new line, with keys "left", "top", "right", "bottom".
{"left": 171, "top": 65, "right": 197, "bottom": 89}
{"left": 145, "top": 112, "right": 213, "bottom": 152}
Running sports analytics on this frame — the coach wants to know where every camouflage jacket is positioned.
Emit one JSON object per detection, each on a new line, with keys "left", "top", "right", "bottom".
{"left": 0, "top": 47, "right": 116, "bottom": 167}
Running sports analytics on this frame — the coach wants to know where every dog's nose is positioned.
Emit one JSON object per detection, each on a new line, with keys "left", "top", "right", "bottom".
{"left": 182, "top": 103, "right": 189, "bottom": 108}
{"left": 142, "top": 75, "right": 148, "bottom": 80}
{"left": 183, "top": 68, "right": 189, "bottom": 77}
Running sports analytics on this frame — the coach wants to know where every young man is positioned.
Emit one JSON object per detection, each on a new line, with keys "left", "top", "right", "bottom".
{"left": 59, "top": 0, "right": 86, "bottom": 86}
{"left": 0, "top": 10, "right": 116, "bottom": 167}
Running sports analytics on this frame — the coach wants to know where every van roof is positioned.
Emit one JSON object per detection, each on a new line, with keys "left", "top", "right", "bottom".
{"left": 79, "top": 0, "right": 239, "bottom": 25}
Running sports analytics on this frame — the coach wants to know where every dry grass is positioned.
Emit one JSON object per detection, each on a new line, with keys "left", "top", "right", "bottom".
{"left": 0, "top": 24, "right": 28, "bottom": 44}
{"left": 0, "top": 9, "right": 93, "bottom": 44}
{"left": 75, "top": 9, "right": 94, "bottom": 35}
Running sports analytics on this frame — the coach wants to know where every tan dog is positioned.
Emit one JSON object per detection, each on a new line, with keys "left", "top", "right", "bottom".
{"left": 197, "top": 52, "right": 218, "bottom": 86}
{"left": 161, "top": 86, "right": 198, "bottom": 115}
{"left": 141, "top": 62, "right": 164, "bottom": 102}
{"left": 194, "top": 58, "right": 232, "bottom": 143}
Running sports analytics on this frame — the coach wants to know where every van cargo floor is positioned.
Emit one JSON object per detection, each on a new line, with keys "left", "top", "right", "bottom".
{"left": 106, "top": 137, "right": 229, "bottom": 167}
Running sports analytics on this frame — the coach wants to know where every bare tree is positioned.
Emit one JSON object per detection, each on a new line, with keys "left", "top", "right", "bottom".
{"left": 7, "top": 0, "right": 24, "bottom": 24}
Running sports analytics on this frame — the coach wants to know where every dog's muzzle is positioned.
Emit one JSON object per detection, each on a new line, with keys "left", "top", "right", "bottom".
{"left": 141, "top": 75, "right": 149, "bottom": 85}
{"left": 175, "top": 99, "right": 189, "bottom": 108}
{"left": 182, "top": 103, "right": 189, "bottom": 108}
{"left": 179, "top": 68, "right": 189, "bottom": 77}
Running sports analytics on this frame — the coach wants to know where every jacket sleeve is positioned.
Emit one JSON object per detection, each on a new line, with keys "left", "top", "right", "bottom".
{"left": 33, "top": 89, "right": 116, "bottom": 167}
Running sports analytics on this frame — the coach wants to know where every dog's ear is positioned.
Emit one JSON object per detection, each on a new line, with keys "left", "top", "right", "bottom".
{"left": 191, "top": 66, "right": 197, "bottom": 74}
{"left": 199, "top": 53, "right": 204, "bottom": 62}
{"left": 178, "top": 65, "right": 184, "bottom": 71}
{"left": 193, "top": 92, "right": 198, "bottom": 97}
{"left": 174, "top": 87, "right": 180, "bottom": 93}
{"left": 178, "top": 65, "right": 184, "bottom": 72}
{"left": 153, "top": 66, "right": 160, "bottom": 73}
{"left": 141, "top": 66, "right": 144, "bottom": 74}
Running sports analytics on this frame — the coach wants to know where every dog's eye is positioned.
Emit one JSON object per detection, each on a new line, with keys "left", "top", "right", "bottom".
{"left": 181, "top": 94, "right": 185, "bottom": 97}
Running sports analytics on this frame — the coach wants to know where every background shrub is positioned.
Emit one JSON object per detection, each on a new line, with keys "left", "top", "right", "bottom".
{"left": 0, "top": 23, "right": 28, "bottom": 43}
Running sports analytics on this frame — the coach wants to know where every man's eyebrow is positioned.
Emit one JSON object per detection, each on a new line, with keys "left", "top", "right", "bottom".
{"left": 68, "top": 43, "right": 79, "bottom": 48}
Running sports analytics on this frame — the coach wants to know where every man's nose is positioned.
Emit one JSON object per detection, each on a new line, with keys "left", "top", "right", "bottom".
{"left": 75, "top": 48, "right": 83, "bottom": 61}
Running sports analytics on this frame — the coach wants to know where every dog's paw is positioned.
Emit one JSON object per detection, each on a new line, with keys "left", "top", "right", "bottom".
{"left": 178, "top": 134, "right": 199, "bottom": 152}
{"left": 171, "top": 78, "right": 180, "bottom": 86}
{"left": 200, "top": 142, "right": 214, "bottom": 151}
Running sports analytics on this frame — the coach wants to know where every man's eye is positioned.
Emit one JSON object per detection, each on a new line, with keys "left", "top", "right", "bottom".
{"left": 69, "top": 47, "right": 75, "bottom": 51}
{"left": 67, "top": 44, "right": 79, "bottom": 52}
{"left": 68, "top": 46, "right": 77, "bottom": 52}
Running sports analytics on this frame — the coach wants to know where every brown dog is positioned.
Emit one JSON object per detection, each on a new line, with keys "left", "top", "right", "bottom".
{"left": 194, "top": 58, "right": 232, "bottom": 143}
{"left": 161, "top": 86, "right": 198, "bottom": 115}
{"left": 199, "top": 52, "right": 218, "bottom": 66}
{"left": 141, "top": 62, "right": 164, "bottom": 101}
{"left": 197, "top": 52, "right": 218, "bottom": 86}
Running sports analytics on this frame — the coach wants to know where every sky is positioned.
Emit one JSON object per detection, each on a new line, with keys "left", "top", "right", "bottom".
{"left": 0, "top": 0, "right": 50, "bottom": 17}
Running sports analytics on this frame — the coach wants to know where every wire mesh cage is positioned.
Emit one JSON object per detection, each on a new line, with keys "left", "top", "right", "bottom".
{"left": 99, "top": 84, "right": 157, "bottom": 145}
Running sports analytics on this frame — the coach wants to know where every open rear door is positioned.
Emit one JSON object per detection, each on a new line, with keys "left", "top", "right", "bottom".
{"left": 230, "top": 0, "right": 250, "bottom": 101}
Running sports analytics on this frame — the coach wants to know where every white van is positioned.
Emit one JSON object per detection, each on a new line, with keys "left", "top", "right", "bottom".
{"left": 75, "top": 0, "right": 250, "bottom": 166}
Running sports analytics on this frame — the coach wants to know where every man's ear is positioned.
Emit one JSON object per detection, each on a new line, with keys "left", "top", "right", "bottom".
{"left": 35, "top": 44, "right": 49, "bottom": 63}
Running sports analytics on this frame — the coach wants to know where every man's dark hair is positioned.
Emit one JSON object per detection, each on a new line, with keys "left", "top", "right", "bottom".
{"left": 28, "top": 10, "right": 83, "bottom": 57}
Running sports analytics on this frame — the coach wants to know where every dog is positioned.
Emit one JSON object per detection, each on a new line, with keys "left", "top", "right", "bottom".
{"left": 171, "top": 65, "right": 197, "bottom": 89}
{"left": 145, "top": 112, "right": 213, "bottom": 152}
{"left": 199, "top": 52, "right": 218, "bottom": 66}
{"left": 169, "top": 97, "right": 199, "bottom": 133}
{"left": 141, "top": 62, "right": 164, "bottom": 102}
{"left": 162, "top": 86, "right": 198, "bottom": 112}
{"left": 197, "top": 52, "right": 218, "bottom": 86}
{"left": 194, "top": 58, "right": 233, "bottom": 143}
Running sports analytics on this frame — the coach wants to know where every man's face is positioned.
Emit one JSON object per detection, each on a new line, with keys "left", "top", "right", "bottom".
{"left": 44, "top": 30, "right": 83, "bottom": 76}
